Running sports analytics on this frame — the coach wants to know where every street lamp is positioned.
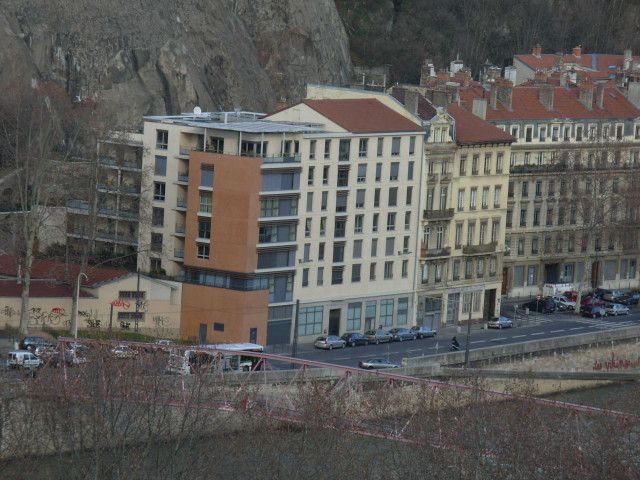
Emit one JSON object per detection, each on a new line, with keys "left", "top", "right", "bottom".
{"left": 73, "top": 272, "right": 88, "bottom": 339}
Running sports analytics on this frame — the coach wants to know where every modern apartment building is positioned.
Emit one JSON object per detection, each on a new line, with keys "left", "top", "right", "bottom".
{"left": 139, "top": 97, "right": 425, "bottom": 344}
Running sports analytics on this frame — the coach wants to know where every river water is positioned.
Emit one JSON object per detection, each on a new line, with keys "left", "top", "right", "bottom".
{"left": 548, "top": 382, "right": 640, "bottom": 412}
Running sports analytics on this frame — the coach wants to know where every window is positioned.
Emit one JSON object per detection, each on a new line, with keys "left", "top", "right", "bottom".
{"left": 356, "top": 189, "right": 365, "bottom": 208}
{"left": 531, "top": 237, "right": 538, "bottom": 254}
{"left": 155, "top": 156, "right": 167, "bottom": 176}
{"left": 334, "top": 219, "right": 346, "bottom": 237}
{"left": 506, "top": 209, "right": 512, "bottom": 228}
{"left": 321, "top": 191, "right": 328, "bottom": 211}
{"left": 404, "top": 212, "right": 411, "bottom": 230}
{"left": 455, "top": 224, "right": 462, "bottom": 247}
{"left": 317, "top": 267, "right": 324, "bottom": 286}
{"left": 479, "top": 222, "right": 487, "bottom": 244}
{"left": 306, "top": 192, "right": 313, "bottom": 212}
{"left": 370, "top": 263, "right": 376, "bottom": 280}
{"left": 472, "top": 155, "right": 479, "bottom": 175}
{"left": 154, "top": 182, "right": 166, "bottom": 201}
{"left": 457, "top": 189, "right": 464, "bottom": 211}
{"left": 423, "top": 227, "right": 430, "bottom": 248}
{"left": 467, "top": 222, "right": 475, "bottom": 246}
{"left": 354, "top": 215, "right": 364, "bottom": 233}
{"left": 436, "top": 227, "right": 443, "bottom": 248}
{"left": 320, "top": 217, "right": 326, "bottom": 236}
{"left": 384, "top": 261, "right": 394, "bottom": 279}
{"left": 339, "top": 139, "right": 351, "bottom": 161}
{"left": 380, "top": 299, "right": 394, "bottom": 326}
{"left": 309, "top": 140, "right": 316, "bottom": 160}
{"left": 489, "top": 256, "right": 497, "bottom": 275}
{"left": 375, "top": 163, "right": 382, "bottom": 182}
{"left": 354, "top": 138, "right": 367, "bottom": 158}
{"left": 403, "top": 236, "right": 410, "bottom": 253}
{"left": 151, "top": 233, "right": 163, "bottom": 253}
{"left": 494, "top": 186, "right": 501, "bottom": 208}
{"left": 388, "top": 187, "right": 398, "bottom": 207}
{"left": 453, "top": 260, "right": 460, "bottom": 280}
{"left": 335, "top": 194, "right": 347, "bottom": 213}
{"left": 484, "top": 154, "right": 491, "bottom": 174}
{"left": 406, "top": 186, "right": 413, "bottom": 206}
{"left": 386, "top": 213, "right": 396, "bottom": 231}
{"left": 152, "top": 207, "right": 164, "bottom": 227}
{"left": 546, "top": 207, "right": 553, "bottom": 226}
{"left": 298, "top": 306, "right": 323, "bottom": 336}
{"left": 408, "top": 161, "right": 414, "bottom": 180}
{"left": 331, "top": 267, "right": 344, "bottom": 285}
{"left": 508, "top": 181, "right": 514, "bottom": 198}
{"left": 305, "top": 218, "right": 311, "bottom": 237}
{"left": 197, "top": 244, "right": 210, "bottom": 260}
{"left": 372, "top": 213, "right": 379, "bottom": 233}
{"left": 390, "top": 162, "right": 399, "bottom": 181}
{"left": 371, "top": 238, "right": 378, "bottom": 257}
{"left": 156, "top": 130, "right": 168, "bottom": 149}
{"left": 576, "top": 126, "right": 583, "bottom": 141}
{"left": 357, "top": 164, "right": 367, "bottom": 183}
{"left": 377, "top": 137, "right": 384, "bottom": 156}
{"left": 385, "top": 237, "right": 395, "bottom": 256}
{"left": 465, "top": 260, "right": 472, "bottom": 280}
{"left": 552, "top": 126, "right": 559, "bottom": 141}
{"left": 440, "top": 187, "right": 447, "bottom": 209}
{"left": 477, "top": 258, "right": 484, "bottom": 277}
{"left": 421, "top": 264, "right": 429, "bottom": 284}
{"left": 374, "top": 188, "right": 381, "bottom": 208}
{"left": 518, "top": 237, "right": 525, "bottom": 255}
{"left": 397, "top": 297, "right": 408, "bottom": 324}
{"left": 526, "top": 127, "right": 532, "bottom": 142}
{"left": 535, "top": 180, "right": 542, "bottom": 197}
{"left": 352, "top": 264, "right": 361, "bottom": 283}
{"left": 391, "top": 137, "right": 401, "bottom": 156}
{"left": 302, "top": 268, "right": 309, "bottom": 287}
{"left": 323, "top": 166, "right": 329, "bottom": 185}
{"left": 199, "top": 194, "right": 212, "bottom": 213}
{"left": 533, "top": 207, "right": 540, "bottom": 226}
{"left": 496, "top": 153, "right": 503, "bottom": 172}
{"left": 324, "top": 140, "right": 331, "bottom": 159}
{"left": 308, "top": 166, "right": 314, "bottom": 186}
{"left": 470, "top": 188, "right": 477, "bottom": 209}
{"left": 201, "top": 166, "right": 214, "bottom": 188}
{"left": 520, "top": 208, "right": 527, "bottom": 227}
{"left": 303, "top": 244, "right": 311, "bottom": 262}
{"left": 353, "top": 239, "right": 363, "bottom": 259}
{"left": 521, "top": 181, "right": 528, "bottom": 197}
{"left": 198, "top": 220, "right": 211, "bottom": 239}
{"left": 460, "top": 156, "right": 467, "bottom": 175}
{"left": 409, "top": 136, "right": 416, "bottom": 155}
{"left": 491, "top": 220, "right": 499, "bottom": 242}
{"left": 347, "top": 303, "right": 362, "bottom": 330}
{"left": 527, "top": 266, "right": 537, "bottom": 286}
{"left": 337, "top": 168, "right": 349, "bottom": 187}
{"left": 511, "top": 126, "right": 519, "bottom": 138}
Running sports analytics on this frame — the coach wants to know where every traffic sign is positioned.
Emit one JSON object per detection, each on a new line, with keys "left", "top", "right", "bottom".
{"left": 536, "top": 294, "right": 541, "bottom": 300}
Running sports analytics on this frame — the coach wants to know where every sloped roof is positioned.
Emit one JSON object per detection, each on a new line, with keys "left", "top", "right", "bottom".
{"left": 299, "top": 98, "right": 424, "bottom": 134}
{"left": 447, "top": 104, "right": 515, "bottom": 144}
{"left": 458, "top": 85, "right": 640, "bottom": 121}
{"left": 0, "top": 279, "right": 93, "bottom": 298}
{"left": 0, "top": 255, "right": 133, "bottom": 287}
{"left": 515, "top": 53, "right": 640, "bottom": 74}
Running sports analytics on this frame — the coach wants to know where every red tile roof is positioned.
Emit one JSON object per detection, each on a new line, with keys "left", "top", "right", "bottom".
{"left": 515, "top": 53, "right": 640, "bottom": 75}
{"left": 458, "top": 84, "right": 640, "bottom": 121}
{"left": 299, "top": 98, "right": 424, "bottom": 134}
{"left": 447, "top": 104, "right": 515, "bottom": 145}
{"left": 0, "top": 255, "right": 133, "bottom": 287}
{"left": 0, "top": 279, "right": 93, "bottom": 298}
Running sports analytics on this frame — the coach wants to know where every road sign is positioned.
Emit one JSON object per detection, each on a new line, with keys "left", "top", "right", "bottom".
{"left": 536, "top": 294, "right": 541, "bottom": 300}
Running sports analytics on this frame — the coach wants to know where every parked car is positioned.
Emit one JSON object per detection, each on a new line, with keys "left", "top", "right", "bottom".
{"left": 522, "top": 299, "right": 555, "bottom": 313}
{"left": 410, "top": 325, "right": 437, "bottom": 338}
{"left": 580, "top": 296, "right": 605, "bottom": 308}
{"left": 313, "top": 335, "right": 346, "bottom": 350}
{"left": 363, "top": 329, "right": 393, "bottom": 344}
{"left": 545, "top": 296, "right": 569, "bottom": 312}
{"left": 340, "top": 332, "right": 368, "bottom": 347}
{"left": 34, "top": 342, "right": 58, "bottom": 357}
{"left": 618, "top": 293, "right": 640, "bottom": 306}
{"left": 602, "top": 290, "right": 625, "bottom": 302}
{"left": 6, "top": 350, "right": 43, "bottom": 369}
{"left": 389, "top": 328, "right": 417, "bottom": 342}
{"left": 605, "top": 303, "right": 630, "bottom": 316}
{"left": 581, "top": 305, "right": 607, "bottom": 318}
{"left": 111, "top": 345, "right": 138, "bottom": 359}
{"left": 556, "top": 297, "right": 576, "bottom": 311}
{"left": 19, "top": 336, "right": 51, "bottom": 352}
{"left": 488, "top": 316, "right": 513, "bottom": 329}
{"left": 563, "top": 291, "right": 578, "bottom": 302}
{"left": 359, "top": 358, "right": 400, "bottom": 369}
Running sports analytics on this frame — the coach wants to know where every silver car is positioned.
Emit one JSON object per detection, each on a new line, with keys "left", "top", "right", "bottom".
{"left": 314, "top": 335, "right": 346, "bottom": 350}
{"left": 605, "top": 303, "right": 630, "bottom": 316}
{"left": 410, "top": 325, "right": 437, "bottom": 338}
{"left": 359, "top": 358, "right": 400, "bottom": 369}
{"left": 488, "top": 316, "right": 514, "bottom": 329}
{"left": 363, "top": 329, "right": 393, "bottom": 344}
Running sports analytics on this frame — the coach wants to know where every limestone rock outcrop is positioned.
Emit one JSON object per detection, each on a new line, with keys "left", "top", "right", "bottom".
{"left": 0, "top": 0, "right": 351, "bottom": 124}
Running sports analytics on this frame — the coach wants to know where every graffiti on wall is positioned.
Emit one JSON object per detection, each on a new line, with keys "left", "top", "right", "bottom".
{"left": 78, "top": 310, "right": 101, "bottom": 329}
{"left": 592, "top": 352, "right": 640, "bottom": 371}
{"left": 153, "top": 315, "right": 170, "bottom": 327}
{"left": 28, "top": 307, "right": 68, "bottom": 326}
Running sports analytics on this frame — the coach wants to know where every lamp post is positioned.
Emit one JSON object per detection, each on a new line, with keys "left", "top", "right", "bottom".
{"left": 73, "top": 272, "right": 88, "bottom": 339}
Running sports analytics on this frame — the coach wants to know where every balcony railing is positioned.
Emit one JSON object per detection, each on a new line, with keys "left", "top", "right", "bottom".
{"left": 462, "top": 241, "right": 497, "bottom": 255}
{"left": 421, "top": 247, "right": 451, "bottom": 258}
{"left": 423, "top": 208, "right": 454, "bottom": 221}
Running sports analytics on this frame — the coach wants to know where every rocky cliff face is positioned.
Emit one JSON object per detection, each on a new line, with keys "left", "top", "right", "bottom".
{"left": 0, "top": 0, "right": 351, "bottom": 124}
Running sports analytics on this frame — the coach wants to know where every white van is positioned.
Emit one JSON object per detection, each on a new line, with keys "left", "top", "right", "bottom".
{"left": 7, "top": 350, "right": 43, "bottom": 369}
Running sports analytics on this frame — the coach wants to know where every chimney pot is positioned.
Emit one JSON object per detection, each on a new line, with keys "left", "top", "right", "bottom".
{"left": 437, "top": 70, "right": 450, "bottom": 85}
{"left": 572, "top": 45, "right": 582, "bottom": 58}
{"left": 532, "top": 45, "right": 542, "bottom": 58}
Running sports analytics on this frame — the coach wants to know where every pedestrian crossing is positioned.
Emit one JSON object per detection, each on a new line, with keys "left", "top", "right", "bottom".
{"left": 512, "top": 312, "right": 638, "bottom": 330}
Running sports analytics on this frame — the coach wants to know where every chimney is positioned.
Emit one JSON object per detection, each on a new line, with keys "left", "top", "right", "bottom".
{"left": 572, "top": 45, "right": 582, "bottom": 58}
{"left": 462, "top": 70, "right": 471, "bottom": 87}
{"left": 437, "top": 70, "right": 450, "bottom": 85}
{"left": 596, "top": 83, "right": 605, "bottom": 109}
{"left": 534, "top": 70, "right": 548, "bottom": 84}
{"left": 628, "top": 81, "right": 640, "bottom": 109}
{"left": 615, "top": 71, "right": 626, "bottom": 88}
{"left": 404, "top": 90, "right": 419, "bottom": 115}
{"left": 579, "top": 81, "right": 594, "bottom": 109}
{"left": 497, "top": 78, "right": 513, "bottom": 110}
{"left": 538, "top": 83, "right": 554, "bottom": 110}
{"left": 532, "top": 45, "right": 542, "bottom": 58}
{"left": 560, "top": 72, "right": 567, "bottom": 88}
{"left": 553, "top": 52, "right": 563, "bottom": 68}
{"left": 472, "top": 97, "right": 487, "bottom": 120}
{"left": 432, "top": 89, "right": 448, "bottom": 108}
{"left": 276, "top": 98, "right": 288, "bottom": 110}
{"left": 489, "top": 82, "right": 498, "bottom": 109}
{"left": 420, "top": 60, "right": 435, "bottom": 86}
{"left": 624, "top": 49, "right": 632, "bottom": 71}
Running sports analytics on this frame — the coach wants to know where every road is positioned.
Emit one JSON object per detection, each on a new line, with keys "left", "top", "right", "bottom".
{"left": 291, "top": 307, "right": 640, "bottom": 369}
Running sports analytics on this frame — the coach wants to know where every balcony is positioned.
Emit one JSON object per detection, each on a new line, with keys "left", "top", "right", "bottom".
{"left": 423, "top": 208, "right": 454, "bottom": 221}
{"left": 420, "top": 244, "right": 451, "bottom": 258}
{"left": 177, "top": 173, "right": 189, "bottom": 184}
{"left": 462, "top": 242, "right": 497, "bottom": 255}
{"left": 98, "top": 183, "right": 140, "bottom": 196}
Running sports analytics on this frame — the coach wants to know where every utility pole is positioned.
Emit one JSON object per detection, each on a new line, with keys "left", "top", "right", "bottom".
{"left": 291, "top": 299, "right": 300, "bottom": 369}
{"left": 464, "top": 295, "right": 472, "bottom": 367}
{"left": 135, "top": 269, "right": 140, "bottom": 337}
